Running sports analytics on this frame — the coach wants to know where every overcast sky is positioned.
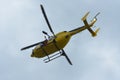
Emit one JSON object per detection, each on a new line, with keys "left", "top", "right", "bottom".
{"left": 0, "top": 0, "right": 120, "bottom": 80}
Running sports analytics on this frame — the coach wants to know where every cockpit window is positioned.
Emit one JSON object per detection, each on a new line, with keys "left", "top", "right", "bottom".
{"left": 48, "top": 36, "right": 55, "bottom": 41}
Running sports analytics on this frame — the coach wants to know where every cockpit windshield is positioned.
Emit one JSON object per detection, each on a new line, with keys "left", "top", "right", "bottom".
{"left": 48, "top": 36, "right": 55, "bottom": 41}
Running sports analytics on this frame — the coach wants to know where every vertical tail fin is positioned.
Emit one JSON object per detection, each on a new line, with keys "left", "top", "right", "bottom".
{"left": 91, "top": 28, "right": 100, "bottom": 37}
{"left": 81, "top": 12, "right": 90, "bottom": 21}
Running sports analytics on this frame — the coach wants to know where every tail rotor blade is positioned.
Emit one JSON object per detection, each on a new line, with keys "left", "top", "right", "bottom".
{"left": 94, "top": 12, "right": 100, "bottom": 19}
{"left": 40, "top": 4, "right": 55, "bottom": 36}
{"left": 91, "top": 12, "right": 100, "bottom": 21}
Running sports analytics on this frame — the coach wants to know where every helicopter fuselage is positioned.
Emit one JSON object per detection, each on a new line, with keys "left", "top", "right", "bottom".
{"left": 31, "top": 31, "right": 71, "bottom": 58}
{"left": 21, "top": 4, "right": 100, "bottom": 65}
{"left": 31, "top": 18, "right": 99, "bottom": 58}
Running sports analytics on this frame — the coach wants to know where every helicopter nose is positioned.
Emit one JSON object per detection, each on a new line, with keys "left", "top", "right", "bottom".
{"left": 31, "top": 50, "right": 34, "bottom": 57}
{"left": 31, "top": 54, "right": 34, "bottom": 57}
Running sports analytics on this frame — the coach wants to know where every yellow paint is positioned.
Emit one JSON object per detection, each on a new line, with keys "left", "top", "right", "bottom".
{"left": 30, "top": 12, "right": 100, "bottom": 58}
{"left": 31, "top": 31, "right": 71, "bottom": 58}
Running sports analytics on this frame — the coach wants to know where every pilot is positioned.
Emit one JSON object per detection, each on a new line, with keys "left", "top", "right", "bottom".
{"left": 48, "top": 36, "right": 54, "bottom": 40}
{"left": 40, "top": 36, "right": 48, "bottom": 47}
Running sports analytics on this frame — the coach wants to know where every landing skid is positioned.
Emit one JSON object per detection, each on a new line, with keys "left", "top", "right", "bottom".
{"left": 43, "top": 52, "right": 62, "bottom": 63}
{"left": 43, "top": 49, "right": 72, "bottom": 65}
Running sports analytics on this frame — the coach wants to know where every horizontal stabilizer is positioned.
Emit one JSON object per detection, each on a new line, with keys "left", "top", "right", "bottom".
{"left": 81, "top": 12, "right": 100, "bottom": 37}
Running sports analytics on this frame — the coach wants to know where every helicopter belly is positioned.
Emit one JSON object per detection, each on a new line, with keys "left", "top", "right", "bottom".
{"left": 31, "top": 42, "right": 60, "bottom": 58}
{"left": 31, "top": 40, "right": 69, "bottom": 58}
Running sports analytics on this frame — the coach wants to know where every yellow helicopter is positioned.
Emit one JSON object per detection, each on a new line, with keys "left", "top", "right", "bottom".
{"left": 21, "top": 4, "right": 100, "bottom": 65}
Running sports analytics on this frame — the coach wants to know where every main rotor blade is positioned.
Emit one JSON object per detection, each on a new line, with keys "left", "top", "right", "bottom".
{"left": 62, "top": 49, "right": 72, "bottom": 65}
{"left": 40, "top": 4, "right": 55, "bottom": 36}
{"left": 21, "top": 42, "right": 40, "bottom": 51}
